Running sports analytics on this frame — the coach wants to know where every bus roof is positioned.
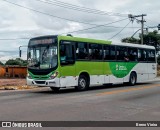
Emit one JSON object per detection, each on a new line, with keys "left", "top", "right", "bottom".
{"left": 58, "top": 35, "right": 155, "bottom": 49}
{"left": 30, "top": 35, "right": 155, "bottom": 50}
{"left": 58, "top": 35, "right": 112, "bottom": 45}
{"left": 113, "top": 42, "right": 155, "bottom": 49}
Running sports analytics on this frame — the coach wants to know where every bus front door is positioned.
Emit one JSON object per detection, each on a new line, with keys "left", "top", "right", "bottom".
{"left": 59, "top": 41, "right": 76, "bottom": 87}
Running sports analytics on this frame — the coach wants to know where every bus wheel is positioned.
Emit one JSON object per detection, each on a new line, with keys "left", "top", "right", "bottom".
{"left": 50, "top": 87, "right": 60, "bottom": 92}
{"left": 129, "top": 72, "right": 137, "bottom": 86}
{"left": 76, "top": 75, "right": 88, "bottom": 91}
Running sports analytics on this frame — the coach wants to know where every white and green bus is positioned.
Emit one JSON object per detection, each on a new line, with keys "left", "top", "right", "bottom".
{"left": 27, "top": 35, "right": 157, "bottom": 91}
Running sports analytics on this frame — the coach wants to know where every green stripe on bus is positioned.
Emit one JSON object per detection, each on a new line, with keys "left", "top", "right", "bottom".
{"left": 109, "top": 62, "right": 137, "bottom": 78}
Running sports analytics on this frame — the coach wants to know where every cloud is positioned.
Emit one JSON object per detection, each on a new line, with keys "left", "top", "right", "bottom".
{"left": 0, "top": 0, "right": 159, "bottom": 62}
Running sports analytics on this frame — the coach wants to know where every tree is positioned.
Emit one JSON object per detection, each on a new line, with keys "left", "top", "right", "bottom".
{"left": 121, "top": 30, "right": 160, "bottom": 53}
{"left": 121, "top": 37, "right": 140, "bottom": 44}
{"left": 0, "top": 61, "right": 4, "bottom": 66}
{"left": 5, "top": 58, "right": 27, "bottom": 66}
{"left": 143, "top": 30, "right": 160, "bottom": 52}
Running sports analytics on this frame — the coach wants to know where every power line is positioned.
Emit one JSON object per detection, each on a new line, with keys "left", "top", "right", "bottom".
{"left": 2, "top": 0, "right": 98, "bottom": 26}
{"left": 0, "top": 19, "right": 141, "bottom": 41}
{"left": 0, "top": 38, "right": 30, "bottom": 41}
{"left": 1, "top": 0, "right": 140, "bottom": 42}
{"left": 34, "top": 0, "right": 127, "bottom": 17}
{"left": 61, "top": 18, "right": 129, "bottom": 34}
{"left": 0, "top": 50, "right": 18, "bottom": 52}
{"left": 109, "top": 21, "right": 131, "bottom": 40}
{"left": 144, "top": 24, "right": 157, "bottom": 29}
{"left": 0, "top": 18, "right": 131, "bottom": 40}
{"left": 49, "top": 0, "right": 126, "bottom": 16}
{"left": 2, "top": 0, "right": 132, "bottom": 32}
{"left": 1, "top": 1, "right": 136, "bottom": 41}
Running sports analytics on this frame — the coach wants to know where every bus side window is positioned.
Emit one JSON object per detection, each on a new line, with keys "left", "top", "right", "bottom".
{"left": 128, "top": 48, "right": 138, "bottom": 61}
{"left": 89, "top": 44, "right": 103, "bottom": 60}
{"left": 147, "top": 49, "right": 156, "bottom": 62}
{"left": 104, "top": 45, "right": 110, "bottom": 60}
{"left": 138, "top": 49, "right": 147, "bottom": 62}
{"left": 110, "top": 46, "right": 116, "bottom": 60}
{"left": 116, "top": 46, "right": 128, "bottom": 61}
{"left": 76, "top": 42, "right": 88, "bottom": 60}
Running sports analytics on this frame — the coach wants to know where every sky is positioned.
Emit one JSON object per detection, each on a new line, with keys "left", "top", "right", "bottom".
{"left": 0, "top": 0, "right": 160, "bottom": 62}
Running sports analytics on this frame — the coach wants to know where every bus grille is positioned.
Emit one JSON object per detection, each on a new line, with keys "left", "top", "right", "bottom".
{"left": 35, "top": 81, "right": 45, "bottom": 84}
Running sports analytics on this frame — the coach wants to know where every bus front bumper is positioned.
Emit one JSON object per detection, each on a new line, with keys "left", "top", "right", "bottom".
{"left": 27, "top": 78, "right": 60, "bottom": 87}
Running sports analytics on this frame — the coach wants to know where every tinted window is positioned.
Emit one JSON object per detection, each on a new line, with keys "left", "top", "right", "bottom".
{"left": 104, "top": 45, "right": 110, "bottom": 60}
{"left": 104, "top": 45, "right": 116, "bottom": 60}
{"left": 110, "top": 46, "right": 116, "bottom": 60}
{"left": 116, "top": 46, "right": 128, "bottom": 61}
{"left": 147, "top": 49, "right": 156, "bottom": 62}
{"left": 128, "top": 48, "right": 138, "bottom": 61}
{"left": 89, "top": 44, "right": 103, "bottom": 60}
{"left": 138, "top": 49, "right": 147, "bottom": 62}
{"left": 76, "top": 42, "right": 88, "bottom": 60}
{"left": 60, "top": 41, "right": 75, "bottom": 65}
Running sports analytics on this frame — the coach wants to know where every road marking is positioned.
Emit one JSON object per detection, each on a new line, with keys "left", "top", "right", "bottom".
{"left": 97, "top": 84, "right": 160, "bottom": 96}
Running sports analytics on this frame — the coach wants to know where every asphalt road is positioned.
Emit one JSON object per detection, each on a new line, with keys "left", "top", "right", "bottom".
{"left": 0, "top": 79, "right": 160, "bottom": 129}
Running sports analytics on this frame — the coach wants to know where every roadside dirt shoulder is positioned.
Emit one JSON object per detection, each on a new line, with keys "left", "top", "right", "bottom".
{"left": 0, "top": 78, "right": 34, "bottom": 90}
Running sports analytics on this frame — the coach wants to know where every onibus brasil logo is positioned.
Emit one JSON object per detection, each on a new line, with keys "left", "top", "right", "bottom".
{"left": 116, "top": 64, "right": 127, "bottom": 71}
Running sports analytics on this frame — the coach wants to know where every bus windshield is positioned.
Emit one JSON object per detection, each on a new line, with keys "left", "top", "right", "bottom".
{"left": 28, "top": 44, "right": 57, "bottom": 70}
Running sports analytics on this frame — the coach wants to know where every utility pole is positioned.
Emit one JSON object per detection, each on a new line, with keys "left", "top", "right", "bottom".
{"left": 19, "top": 45, "right": 27, "bottom": 57}
{"left": 128, "top": 14, "right": 147, "bottom": 44}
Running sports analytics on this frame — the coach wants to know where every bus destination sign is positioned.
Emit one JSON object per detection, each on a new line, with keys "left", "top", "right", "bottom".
{"left": 30, "top": 39, "right": 55, "bottom": 45}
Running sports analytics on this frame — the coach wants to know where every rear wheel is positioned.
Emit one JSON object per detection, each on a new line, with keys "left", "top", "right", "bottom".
{"left": 76, "top": 75, "right": 89, "bottom": 91}
{"left": 129, "top": 72, "right": 137, "bottom": 86}
{"left": 50, "top": 87, "right": 60, "bottom": 92}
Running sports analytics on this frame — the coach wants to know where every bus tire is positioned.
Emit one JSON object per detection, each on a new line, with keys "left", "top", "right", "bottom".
{"left": 50, "top": 87, "right": 60, "bottom": 92}
{"left": 76, "top": 75, "right": 89, "bottom": 91}
{"left": 129, "top": 72, "right": 137, "bottom": 86}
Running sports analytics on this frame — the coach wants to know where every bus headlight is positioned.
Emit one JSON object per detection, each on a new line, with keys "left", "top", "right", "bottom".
{"left": 27, "top": 73, "right": 32, "bottom": 79}
{"left": 50, "top": 72, "right": 58, "bottom": 79}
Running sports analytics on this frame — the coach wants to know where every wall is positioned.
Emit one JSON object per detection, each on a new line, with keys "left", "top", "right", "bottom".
{"left": 0, "top": 66, "right": 27, "bottom": 78}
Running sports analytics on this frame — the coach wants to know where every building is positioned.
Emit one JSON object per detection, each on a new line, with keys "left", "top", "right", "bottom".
{"left": 0, "top": 65, "right": 27, "bottom": 78}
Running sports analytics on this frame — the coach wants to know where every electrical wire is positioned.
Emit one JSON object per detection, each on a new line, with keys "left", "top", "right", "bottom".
{"left": 144, "top": 24, "right": 157, "bottom": 28}
{"left": 0, "top": 18, "right": 129, "bottom": 40}
{"left": 34, "top": 0, "right": 127, "bottom": 17}
{"left": 2, "top": 0, "right": 98, "bottom": 26}
{"left": 61, "top": 18, "right": 129, "bottom": 34}
{"left": 0, "top": 50, "right": 18, "bottom": 52}
{"left": 109, "top": 21, "right": 131, "bottom": 40}
{"left": 0, "top": 38, "right": 30, "bottom": 41}
{"left": 2, "top": 0, "right": 132, "bottom": 29}
{"left": 1, "top": 1, "right": 139, "bottom": 41}
{"left": 0, "top": 18, "right": 140, "bottom": 41}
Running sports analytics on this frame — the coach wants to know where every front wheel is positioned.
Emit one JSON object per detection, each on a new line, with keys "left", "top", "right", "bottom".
{"left": 50, "top": 87, "right": 60, "bottom": 92}
{"left": 76, "top": 75, "right": 89, "bottom": 91}
{"left": 129, "top": 72, "right": 137, "bottom": 86}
